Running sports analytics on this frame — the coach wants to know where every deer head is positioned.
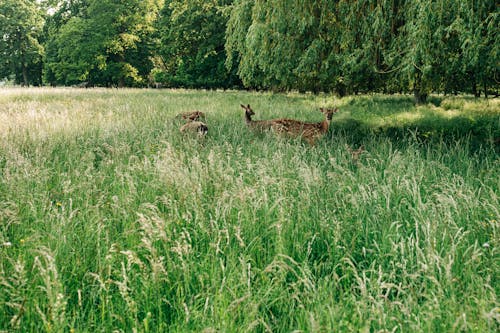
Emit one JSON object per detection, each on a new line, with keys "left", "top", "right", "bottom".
{"left": 241, "top": 104, "right": 255, "bottom": 117}
{"left": 319, "top": 107, "right": 339, "bottom": 121}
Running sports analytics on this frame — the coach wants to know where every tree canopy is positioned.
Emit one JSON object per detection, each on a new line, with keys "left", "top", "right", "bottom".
{"left": 0, "top": 0, "right": 45, "bottom": 86}
{"left": 0, "top": 0, "right": 498, "bottom": 101}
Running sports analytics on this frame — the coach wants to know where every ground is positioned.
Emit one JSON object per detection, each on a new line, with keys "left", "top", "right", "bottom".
{"left": 0, "top": 88, "right": 499, "bottom": 332}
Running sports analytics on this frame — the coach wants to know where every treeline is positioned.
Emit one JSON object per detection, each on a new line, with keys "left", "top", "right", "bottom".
{"left": 0, "top": 0, "right": 498, "bottom": 102}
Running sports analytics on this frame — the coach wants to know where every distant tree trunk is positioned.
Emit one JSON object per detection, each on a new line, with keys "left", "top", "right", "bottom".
{"left": 22, "top": 63, "right": 29, "bottom": 87}
{"left": 414, "top": 89, "right": 428, "bottom": 104}
{"left": 118, "top": 59, "right": 126, "bottom": 88}
{"left": 336, "top": 83, "right": 346, "bottom": 97}
{"left": 413, "top": 71, "right": 427, "bottom": 104}
{"left": 471, "top": 75, "right": 480, "bottom": 97}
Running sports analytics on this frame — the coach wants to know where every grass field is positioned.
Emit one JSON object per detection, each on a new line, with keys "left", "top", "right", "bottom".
{"left": 0, "top": 88, "right": 499, "bottom": 332}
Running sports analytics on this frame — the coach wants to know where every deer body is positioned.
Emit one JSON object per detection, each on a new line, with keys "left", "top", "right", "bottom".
{"left": 270, "top": 107, "right": 339, "bottom": 145}
{"left": 241, "top": 104, "right": 338, "bottom": 144}
{"left": 177, "top": 111, "right": 206, "bottom": 122}
{"left": 180, "top": 121, "right": 208, "bottom": 136}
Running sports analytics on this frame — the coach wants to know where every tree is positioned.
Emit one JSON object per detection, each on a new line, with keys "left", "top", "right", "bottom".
{"left": 457, "top": 0, "right": 498, "bottom": 97}
{"left": 44, "top": 0, "right": 163, "bottom": 87}
{"left": 0, "top": 0, "right": 45, "bottom": 85}
{"left": 225, "top": 0, "right": 264, "bottom": 89}
{"left": 226, "top": 0, "right": 330, "bottom": 92}
{"left": 154, "top": 0, "right": 239, "bottom": 89}
{"left": 225, "top": 0, "right": 497, "bottom": 101}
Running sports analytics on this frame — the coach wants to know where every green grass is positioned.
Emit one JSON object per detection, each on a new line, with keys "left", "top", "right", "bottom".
{"left": 0, "top": 87, "right": 499, "bottom": 332}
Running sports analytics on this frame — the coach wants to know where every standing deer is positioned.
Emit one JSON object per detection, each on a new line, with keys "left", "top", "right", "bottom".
{"left": 270, "top": 107, "right": 339, "bottom": 145}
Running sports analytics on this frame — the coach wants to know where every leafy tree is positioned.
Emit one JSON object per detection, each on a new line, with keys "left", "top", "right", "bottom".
{"left": 1, "top": 0, "right": 496, "bottom": 95}
{"left": 154, "top": 0, "right": 238, "bottom": 89}
{"left": 44, "top": 0, "right": 162, "bottom": 86}
{"left": 225, "top": 0, "right": 264, "bottom": 89}
{"left": 226, "top": 0, "right": 329, "bottom": 92}
{"left": 456, "top": 0, "right": 498, "bottom": 97}
{"left": 0, "top": 0, "right": 45, "bottom": 85}
{"left": 225, "top": 0, "right": 497, "bottom": 101}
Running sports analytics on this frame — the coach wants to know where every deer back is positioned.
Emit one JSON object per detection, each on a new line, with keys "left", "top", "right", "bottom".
{"left": 270, "top": 107, "right": 338, "bottom": 144}
{"left": 180, "top": 121, "right": 208, "bottom": 136}
{"left": 177, "top": 111, "right": 206, "bottom": 122}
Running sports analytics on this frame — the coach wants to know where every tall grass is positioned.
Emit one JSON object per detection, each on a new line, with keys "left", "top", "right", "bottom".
{"left": 0, "top": 88, "right": 499, "bottom": 332}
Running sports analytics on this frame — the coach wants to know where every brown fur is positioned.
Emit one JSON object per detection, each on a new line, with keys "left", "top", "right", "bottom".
{"left": 177, "top": 111, "right": 206, "bottom": 122}
{"left": 347, "top": 145, "right": 365, "bottom": 164}
{"left": 270, "top": 107, "right": 339, "bottom": 145}
{"left": 180, "top": 121, "right": 208, "bottom": 136}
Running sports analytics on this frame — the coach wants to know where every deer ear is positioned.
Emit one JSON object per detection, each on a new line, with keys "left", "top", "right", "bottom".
{"left": 247, "top": 104, "right": 250, "bottom": 108}
{"left": 240, "top": 104, "right": 245, "bottom": 108}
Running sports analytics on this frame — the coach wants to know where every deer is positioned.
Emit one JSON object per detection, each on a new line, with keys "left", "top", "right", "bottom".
{"left": 270, "top": 107, "right": 339, "bottom": 145}
{"left": 241, "top": 104, "right": 276, "bottom": 131}
{"left": 180, "top": 121, "right": 208, "bottom": 137}
{"left": 346, "top": 145, "right": 365, "bottom": 164}
{"left": 177, "top": 110, "right": 208, "bottom": 137}
{"left": 176, "top": 111, "right": 206, "bottom": 122}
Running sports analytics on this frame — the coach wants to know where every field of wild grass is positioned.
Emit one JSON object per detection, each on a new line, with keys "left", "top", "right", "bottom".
{"left": 0, "top": 87, "right": 499, "bottom": 332}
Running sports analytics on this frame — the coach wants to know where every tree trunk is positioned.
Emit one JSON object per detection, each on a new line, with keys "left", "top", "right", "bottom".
{"left": 413, "top": 71, "right": 427, "bottom": 104}
{"left": 414, "top": 89, "right": 428, "bottom": 104}
{"left": 336, "top": 82, "right": 346, "bottom": 97}
{"left": 22, "top": 63, "right": 29, "bottom": 87}
{"left": 471, "top": 74, "right": 480, "bottom": 97}
{"left": 117, "top": 55, "right": 126, "bottom": 87}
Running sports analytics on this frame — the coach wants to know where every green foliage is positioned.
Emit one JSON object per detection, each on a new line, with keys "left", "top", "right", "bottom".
{"left": 0, "top": 0, "right": 45, "bottom": 86}
{"left": 44, "top": 0, "right": 163, "bottom": 87}
{"left": 225, "top": 0, "right": 499, "bottom": 101}
{"left": 154, "top": 0, "right": 239, "bottom": 88}
{"left": 0, "top": 0, "right": 498, "bottom": 98}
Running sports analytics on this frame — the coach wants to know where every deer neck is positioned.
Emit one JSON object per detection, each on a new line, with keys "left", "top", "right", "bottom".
{"left": 320, "top": 118, "right": 331, "bottom": 133}
{"left": 245, "top": 112, "right": 253, "bottom": 125}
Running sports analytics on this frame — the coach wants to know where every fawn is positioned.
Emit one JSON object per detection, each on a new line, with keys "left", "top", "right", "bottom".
{"left": 176, "top": 111, "right": 206, "bottom": 122}
{"left": 180, "top": 121, "right": 208, "bottom": 137}
{"left": 270, "top": 107, "right": 339, "bottom": 145}
{"left": 177, "top": 110, "right": 208, "bottom": 137}
{"left": 346, "top": 145, "right": 365, "bottom": 164}
{"left": 241, "top": 104, "right": 275, "bottom": 131}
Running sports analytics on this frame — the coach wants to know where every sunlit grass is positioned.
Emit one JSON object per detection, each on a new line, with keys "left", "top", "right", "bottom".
{"left": 0, "top": 88, "right": 499, "bottom": 332}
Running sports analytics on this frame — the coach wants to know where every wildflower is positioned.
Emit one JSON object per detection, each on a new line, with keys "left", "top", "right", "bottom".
{"left": 482, "top": 242, "right": 490, "bottom": 249}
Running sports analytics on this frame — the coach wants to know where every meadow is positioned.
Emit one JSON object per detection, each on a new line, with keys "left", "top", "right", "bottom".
{"left": 0, "top": 88, "right": 499, "bottom": 332}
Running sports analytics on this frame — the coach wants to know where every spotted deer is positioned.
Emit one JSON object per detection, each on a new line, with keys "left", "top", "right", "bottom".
{"left": 270, "top": 107, "right": 339, "bottom": 145}
{"left": 176, "top": 111, "right": 206, "bottom": 122}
